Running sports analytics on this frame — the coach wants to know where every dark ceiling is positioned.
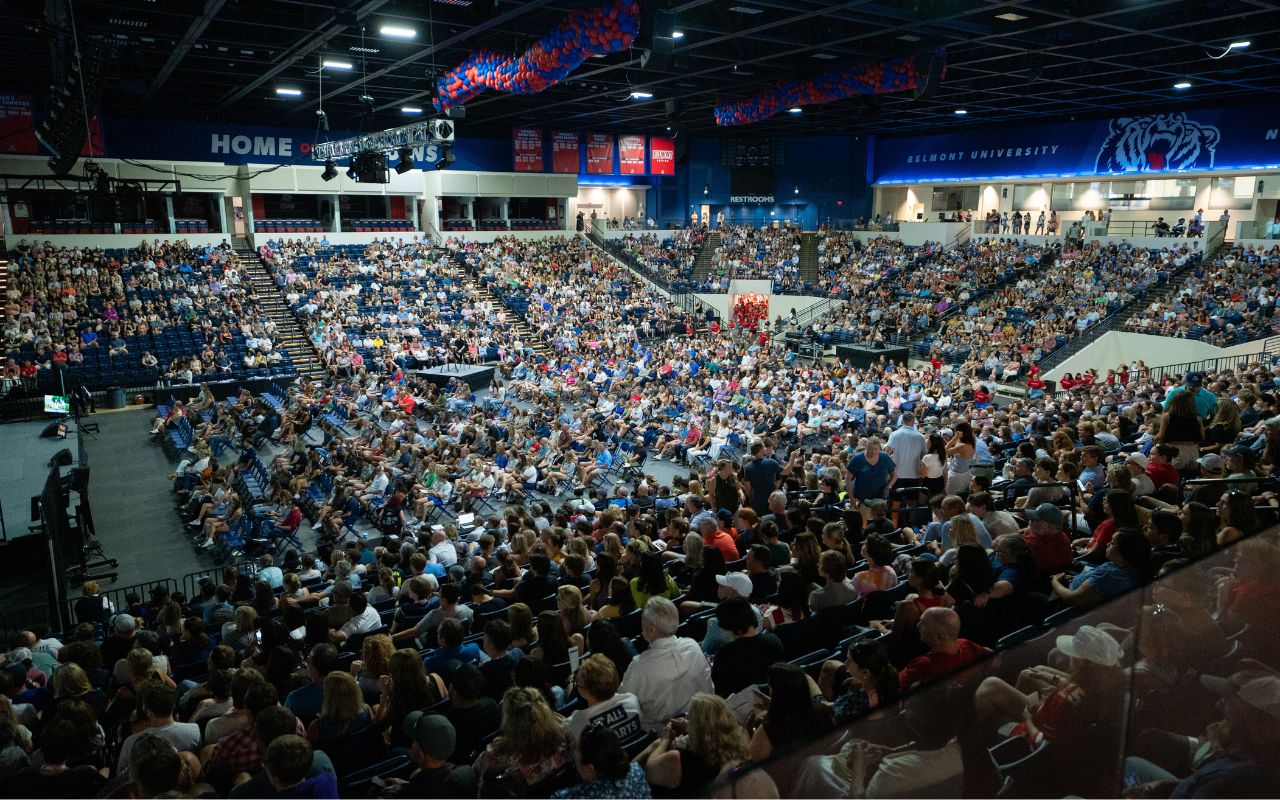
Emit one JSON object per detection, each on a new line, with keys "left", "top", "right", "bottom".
{"left": 4, "top": 0, "right": 1280, "bottom": 146}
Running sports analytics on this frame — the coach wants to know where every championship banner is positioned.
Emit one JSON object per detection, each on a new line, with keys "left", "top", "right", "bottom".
{"left": 649, "top": 135, "right": 675, "bottom": 175}
{"left": 512, "top": 127, "right": 544, "bottom": 172}
{"left": 618, "top": 134, "right": 646, "bottom": 175}
{"left": 586, "top": 133, "right": 614, "bottom": 174}
{"left": 551, "top": 131, "right": 580, "bottom": 173}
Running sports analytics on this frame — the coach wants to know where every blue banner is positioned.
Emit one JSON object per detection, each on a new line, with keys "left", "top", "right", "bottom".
{"left": 873, "top": 106, "right": 1280, "bottom": 183}
{"left": 102, "top": 117, "right": 511, "bottom": 171}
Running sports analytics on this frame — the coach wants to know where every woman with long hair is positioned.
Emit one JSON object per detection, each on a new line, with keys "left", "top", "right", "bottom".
{"left": 747, "top": 662, "right": 835, "bottom": 760}
{"left": 871, "top": 557, "right": 944, "bottom": 641}
{"left": 351, "top": 633, "right": 394, "bottom": 698}
{"left": 600, "top": 576, "right": 637, "bottom": 619}
{"left": 586, "top": 553, "right": 619, "bottom": 612}
{"left": 1053, "top": 528, "right": 1151, "bottom": 608}
{"left": 1154, "top": 389, "right": 1205, "bottom": 470}
{"left": 945, "top": 421, "right": 977, "bottom": 494}
{"left": 531, "top": 609, "right": 577, "bottom": 665}
{"left": 791, "top": 531, "right": 823, "bottom": 587}
{"left": 1178, "top": 501, "right": 1220, "bottom": 560}
{"left": 473, "top": 687, "right": 569, "bottom": 791}
{"left": 682, "top": 545, "right": 726, "bottom": 607}
{"left": 1074, "top": 489, "right": 1141, "bottom": 561}
{"left": 921, "top": 433, "right": 948, "bottom": 496}
{"left": 220, "top": 605, "right": 257, "bottom": 654}
{"left": 629, "top": 551, "right": 679, "bottom": 609}
{"left": 1217, "top": 490, "right": 1260, "bottom": 544}
{"left": 507, "top": 603, "right": 536, "bottom": 651}
{"left": 1203, "top": 397, "right": 1243, "bottom": 451}
{"left": 585, "top": 619, "right": 634, "bottom": 676}
{"left": 306, "top": 671, "right": 373, "bottom": 746}
{"left": 557, "top": 584, "right": 594, "bottom": 644}
{"left": 819, "top": 639, "right": 900, "bottom": 724}
{"left": 373, "top": 648, "right": 445, "bottom": 749}
{"left": 760, "top": 569, "right": 811, "bottom": 630}
{"left": 637, "top": 692, "right": 749, "bottom": 795}
{"left": 670, "top": 532, "right": 704, "bottom": 587}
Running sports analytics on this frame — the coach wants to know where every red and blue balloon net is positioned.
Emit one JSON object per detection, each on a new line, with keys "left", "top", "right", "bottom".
{"left": 434, "top": 0, "right": 640, "bottom": 112}
{"left": 714, "top": 48, "right": 947, "bottom": 126}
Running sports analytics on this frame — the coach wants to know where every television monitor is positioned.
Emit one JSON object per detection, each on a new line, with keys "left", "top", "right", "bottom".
{"left": 44, "top": 395, "right": 70, "bottom": 415}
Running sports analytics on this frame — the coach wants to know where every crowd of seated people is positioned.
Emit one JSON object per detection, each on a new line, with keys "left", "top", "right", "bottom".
{"left": 700, "top": 226, "right": 804, "bottom": 293}
{"left": 1124, "top": 244, "right": 1280, "bottom": 346}
{"left": 603, "top": 230, "right": 705, "bottom": 293}
{"left": 922, "top": 240, "right": 1196, "bottom": 381}
{"left": 7, "top": 225, "right": 1280, "bottom": 798}
{"left": 807, "top": 238, "right": 1039, "bottom": 353}
{"left": 261, "top": 237, "right": 530, "bottom": 378}
{"left": 3, "top": 238, "right": 293, "bottom": 394}
{"left": 456, "top": 236, "right": 700, "bottom": 355}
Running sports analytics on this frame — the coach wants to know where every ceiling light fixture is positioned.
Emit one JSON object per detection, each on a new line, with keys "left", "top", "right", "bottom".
{"left": 275, "top": 87, "right": 302, "bottom": 96}
{"left": 728, "top": 5, "right": 763, "bottom": 14}
{"left": 897, "top": 33, "right": 922, "bottom": 42}
{"left": 995, "top": 12, "right": 1027, "bottom": 21}
{"left": 672, "top": 30, "right": 684, "bottom": 39}
{"left": 1208, "top": 40, "right": 1250, "bottom": 59}
{"left": 954, "top": 108, "right": 967, "bottom": 115}
{"left": 630, "top": 90, "right": 653, "bottom": 99}
{"left": 380, "top": 25, "right": 416, "bottom": 38}
{"left": 1173, "top": 81, "right": 1192, "bottom": 89}
{"left": 401, "top": 106, "right": 423, "bottom": 113}
{"left": 788, "top": 107, "right": 802, "bottom": 114}
{"left": 812, "top": 53, "right": 837, "bottom": 60}
{"left": 322, "top": 59, "right": 353, "bottom": 69}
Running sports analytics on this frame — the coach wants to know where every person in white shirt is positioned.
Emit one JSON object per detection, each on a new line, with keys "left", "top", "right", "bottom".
{"left": 617, "top": 597, "right": 712, "bottom": 731}
{"left": 331, "top": 593, "right": 381, "bottom": 644}
{"left": 116, "top": 680, "right": 201, "bottom": 774}
{"left": 564, "top": 654, "right": 643, "bottom": 745}
{"left": 427, "top": 530, "right": 458, "bottom": 567}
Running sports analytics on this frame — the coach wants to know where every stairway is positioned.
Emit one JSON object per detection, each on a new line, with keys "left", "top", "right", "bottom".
{"left": 232, "top": 242, "right": 327, "bottom": 381}
{"left": 452, "top": 253, "right": 551, "bottom": 358}
{"left": 690, "top": 232, "right": 721, "bottom": 284}
{"left": 798, "top": 232, "right": 819, "bottom": 286}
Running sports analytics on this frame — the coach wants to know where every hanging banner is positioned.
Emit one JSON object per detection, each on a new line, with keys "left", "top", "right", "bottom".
{"left": 0, "top": 94, "right": 38, "bottom": 155}
{"left": 874, "top": 106, "right": 1280, "bottom": 183}
{"left": 512, "top": 127, "right": 544, "bottom": 172}
{"left": 649, "top": 135, "right": 675, "bottom": 175}
{"left": 586, "top": 133, "right": 615, "bottom": 174}
{"left": 618, "top": 134, "right": 646, "bottom": 175}
{"left": 551, "top": 130, "right": 580, "bottom": 173}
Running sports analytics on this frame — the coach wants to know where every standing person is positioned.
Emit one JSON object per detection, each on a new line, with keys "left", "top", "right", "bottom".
{"left": 743, "top": 442, "right": 798, "bottom": 517}
{"left": 1036, "top": 209, "right": 1046, "bottom": 235}
{"left": 945, "top": 422, "right": 977, "bottom": 495}
{"left": 885, "top": 412, "right": 926, "bottom": 490}
{"left": 846, "top": 436, "right": 897, "bottom": 513}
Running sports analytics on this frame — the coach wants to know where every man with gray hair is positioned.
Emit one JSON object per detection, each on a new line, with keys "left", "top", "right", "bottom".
{"left": 617, "top": 596, "right": 713, "bottom": 730}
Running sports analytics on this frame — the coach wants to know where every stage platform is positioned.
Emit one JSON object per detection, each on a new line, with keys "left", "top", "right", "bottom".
{"left": 0, "top": 419, "right": 82, "bottom": 542}
{"left": 413, "top": 363, "right": 496, "bottom": 391}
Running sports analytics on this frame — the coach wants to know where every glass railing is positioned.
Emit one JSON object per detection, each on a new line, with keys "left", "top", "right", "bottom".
{"left": 716, "top": 526, "right": 1279, "bottom": 799}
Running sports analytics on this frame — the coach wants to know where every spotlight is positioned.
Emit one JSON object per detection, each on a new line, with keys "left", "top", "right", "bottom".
{"left": 395, "top": 146, "right": 414, "bottom": 174}
{"left": 346, "top": 159, "right": 358, "bottom": 180}
{"left": 434, "top": 144, "right": 456, "bottom": 170}
{"left": 321, "top": 159, "right": 338, "bottom": 181}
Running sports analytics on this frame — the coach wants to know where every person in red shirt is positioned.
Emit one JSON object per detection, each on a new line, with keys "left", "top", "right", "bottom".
{"left": 898, "top": 607, "right": 991, "bottom": 690}
{"left": 1021, "top": 503, "right": 1075, "bottom": 574}
{"left": 1145, "top": 444, "right": 1181, "bottom": 489}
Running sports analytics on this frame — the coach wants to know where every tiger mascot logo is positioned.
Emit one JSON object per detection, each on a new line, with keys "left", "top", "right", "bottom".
{"left": 1095, "top": 113, "right": 1220, "bottom": 173}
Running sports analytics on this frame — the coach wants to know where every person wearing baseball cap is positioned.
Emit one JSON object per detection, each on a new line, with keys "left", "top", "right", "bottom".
{"left": 1124, "top": 453, "right": 1156, "bottom": 497}
{"left": 697, "top": 571, "right": 766, "bottom": 657}
{"left": 975, "top": 625, "right": 1123, "bottom": 748}
{"left": 1125, "top": 667, "right": 1280, "bottom": 797}
{"left": 1020, "top": 503, "right": 1074, "bottom": 574}
{"left": 400, "top": 711, "right": 476, "bottom": 796}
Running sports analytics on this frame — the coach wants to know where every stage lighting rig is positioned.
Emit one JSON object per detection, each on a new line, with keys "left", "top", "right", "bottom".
{"left": 312, "top": 119, "right": 456, "bottom": 178}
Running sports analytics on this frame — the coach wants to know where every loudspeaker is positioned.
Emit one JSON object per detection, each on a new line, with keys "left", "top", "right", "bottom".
{"left": 641, "top": 9, "right": 675, "bottom": 70}
{"left": 911, "top": 54, "right": 945, "bottom": 101}
{"left": 42, "top": 424, "right": 69, "bottom": 441}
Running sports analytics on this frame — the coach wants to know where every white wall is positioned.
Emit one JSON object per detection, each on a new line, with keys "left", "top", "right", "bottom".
{"left": 11, "top": 233, "right": 233, "bottom": 250}
{"left": 440, "top": 230, "right": 575, "bottom": 245}
{"left": 596, "top": 229, "right": 680, "bottom": 240}
{"left": 897, "top": 221, "right": 969, "bottom": 246}
{"left": 970, "top": 232, "right": 1062, "bottom": 246}
{"left": 1044, "top": 331, "right": 1278, "bottom": 382}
